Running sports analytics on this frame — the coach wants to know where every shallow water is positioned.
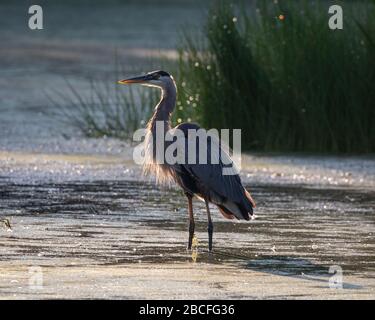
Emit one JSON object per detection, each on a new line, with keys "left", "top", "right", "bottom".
{"left": 1, "top": 180, "right": 374, "bottom": 279}
{"left": 0, "top": 1, "right": 208, "bottom": 144}
{"left": 1, "top": 1, "right": 374, "bottom": 299}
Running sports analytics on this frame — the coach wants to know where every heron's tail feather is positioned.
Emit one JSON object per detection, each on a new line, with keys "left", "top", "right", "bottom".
{"left": 245, "top": 189, "right": 256, "bottom": 208}
{"left": 218, "top": 201, "right": 251, "bottom": 221}
{"left": 214, "top": 188, "right": 256, "bottom": 221}
{"left": 217, "top": 206, "right": 235, "bottom": 220}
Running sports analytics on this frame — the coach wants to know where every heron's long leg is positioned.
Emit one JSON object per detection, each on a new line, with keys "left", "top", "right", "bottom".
{"left": 187, "top": 195, "right": 195, "bottom": 250}
{"left": 205, "top": 199, "right": 213, "bottom": 252}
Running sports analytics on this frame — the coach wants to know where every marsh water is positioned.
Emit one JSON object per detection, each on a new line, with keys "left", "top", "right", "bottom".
{"left": 0, "top": 0, "right": 208, "bottom": 144}
{"left": 0, "top": 1, "right": 374, "bottom": 299}
{"left": 1, "top": 179, "right": 374, "bottom": 272}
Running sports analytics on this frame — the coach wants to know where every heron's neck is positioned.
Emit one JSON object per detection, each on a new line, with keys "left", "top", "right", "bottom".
{"left": 149, "top": 82, "right": 176, "bottom": 131}
{"left": 145, "top": 81, "right": 176, "bottom": 168}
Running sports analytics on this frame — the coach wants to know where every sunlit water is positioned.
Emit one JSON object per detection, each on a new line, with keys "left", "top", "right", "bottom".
{"left": 1, "top": 1, "right": 374, "bottom": 299}
{"left": 1, "top": 180, "right": 374, "bottom": 279}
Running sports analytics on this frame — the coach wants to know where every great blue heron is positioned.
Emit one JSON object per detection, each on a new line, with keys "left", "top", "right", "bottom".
{"left": 118, "top": 70, "right": 255, "bottom": 252}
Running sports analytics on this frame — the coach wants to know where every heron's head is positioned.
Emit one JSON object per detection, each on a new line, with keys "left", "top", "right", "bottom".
{"left": 118, "top": 70, "right": 175, "bottom": 90}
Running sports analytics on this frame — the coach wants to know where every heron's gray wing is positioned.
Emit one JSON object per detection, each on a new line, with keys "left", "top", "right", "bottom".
{"left": 185, "top": 137, "right": 242, "bottom": 198}
{"left": 174, "top": 123, "right": 253, "bottom": 219}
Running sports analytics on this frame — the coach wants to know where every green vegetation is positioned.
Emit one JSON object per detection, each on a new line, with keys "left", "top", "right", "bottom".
{"left": 54, "top": 1, "right": 374, "bottom": 153}
{"left": 176, "top": 0, "right": 375, "bottom": 153}
{"left": 51, "top": 79, "right": 159, "bottom": 139}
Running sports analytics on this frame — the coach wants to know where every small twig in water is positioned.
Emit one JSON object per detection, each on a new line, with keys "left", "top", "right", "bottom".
{"left": 1, "top": 218, "right": 12, "bottom": 232}
{"left": 88, "top": 206, "right": 99, "bottom": 215}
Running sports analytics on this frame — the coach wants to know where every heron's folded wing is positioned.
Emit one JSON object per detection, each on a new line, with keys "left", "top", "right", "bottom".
{"left": 182, "top": 134, "right": 246, "bottom": 206}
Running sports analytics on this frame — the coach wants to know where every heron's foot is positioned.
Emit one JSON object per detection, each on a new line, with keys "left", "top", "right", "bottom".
{"left": 187, "top": 238, "right": 193, "bottom": 251}
{"left": 187, "top": 221, "right": 195, "bottom": 250}
{"left": 188, "top": 234, "right": 197, "bottom": 250}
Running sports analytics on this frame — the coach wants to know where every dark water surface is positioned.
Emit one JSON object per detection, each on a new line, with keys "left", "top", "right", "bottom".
{"left": 1, "top": 180, "right": 374, "bottom": 279}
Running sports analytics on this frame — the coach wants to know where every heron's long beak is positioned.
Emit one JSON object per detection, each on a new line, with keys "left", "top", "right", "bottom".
{"left": 117, "top": 74, "right": 152, "bottom": 85}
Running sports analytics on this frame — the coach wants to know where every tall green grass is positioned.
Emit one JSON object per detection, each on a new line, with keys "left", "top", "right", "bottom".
{"left": 50, "top": 79, "right": 159, "bottom": 140}
{"left": 176, "top": 0, "right": 375, "bottom": 153}
{"left": 50, "top": 57, "right": 172, "bottom": 140}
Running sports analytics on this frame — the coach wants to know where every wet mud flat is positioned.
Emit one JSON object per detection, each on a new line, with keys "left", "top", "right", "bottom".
{"left": 0, "top": 179, "right": 374, "bottom": 299}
